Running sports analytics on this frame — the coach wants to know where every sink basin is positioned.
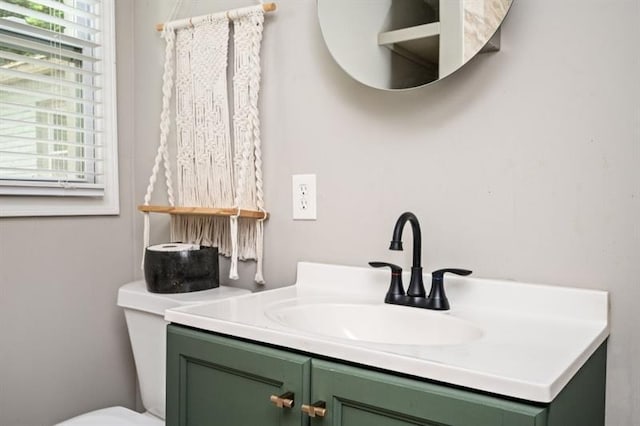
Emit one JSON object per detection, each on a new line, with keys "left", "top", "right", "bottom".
{"left": 265, "top": 302, "right": 483, "bottom": 346}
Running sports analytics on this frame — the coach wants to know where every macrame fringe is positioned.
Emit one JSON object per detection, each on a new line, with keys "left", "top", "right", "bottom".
{"left": 170, "top": 215, "right": 258, "bottom": 259}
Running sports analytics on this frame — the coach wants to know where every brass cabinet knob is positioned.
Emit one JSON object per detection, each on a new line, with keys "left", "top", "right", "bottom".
{"left": 301, "top": 401, "right": 327, "bottom": 417}
{"left": 270, "top": 391, "right": 295, "bottom": 408}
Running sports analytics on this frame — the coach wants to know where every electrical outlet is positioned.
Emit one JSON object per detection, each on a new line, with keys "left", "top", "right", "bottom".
{"left": 292, "top": 174, "right": 316, "bottom": 220}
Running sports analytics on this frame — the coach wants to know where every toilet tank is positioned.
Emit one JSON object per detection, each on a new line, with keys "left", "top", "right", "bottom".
{"left": 117, "top": 281, "right": 251, "bottom": 420}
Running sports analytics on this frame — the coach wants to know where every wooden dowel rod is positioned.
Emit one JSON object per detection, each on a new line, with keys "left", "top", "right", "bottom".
{"left": 156, "top": 2, "right": 276, "bottom": 32}
{"left": 139, "top": 204, "right": 269, "bottom": 220}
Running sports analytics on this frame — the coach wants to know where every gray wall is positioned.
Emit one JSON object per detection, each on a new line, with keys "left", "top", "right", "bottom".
{"left": 0, "top": 1, "right": 137, "bottom": 425}
{"left": 0, "top": 0, "right": 637, "bottom": 425}
{"left": 135, "top": 1, "right": 639, "bottom": 424}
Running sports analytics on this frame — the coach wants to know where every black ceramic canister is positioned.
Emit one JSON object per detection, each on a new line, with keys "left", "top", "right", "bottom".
{"left": 144, "top": 243, "right": 219, "bottom": 293}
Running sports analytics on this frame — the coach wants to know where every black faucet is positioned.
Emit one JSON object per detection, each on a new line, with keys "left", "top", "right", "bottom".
{"left": 389, "top": 212, "right": 426, "bottom": 298}
{"left": 370, "top": 212, "right": 472, "bottom": 310}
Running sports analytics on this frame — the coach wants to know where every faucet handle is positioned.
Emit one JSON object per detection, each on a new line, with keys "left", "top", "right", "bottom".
{"left": 432, "top": 268, "right": 472, "bottom": 279}
{"left": 369, "top": 261, "right": 402, "bottom": 274}
{"left": 427, "top": 268, "right": 473, "bottom": 311}
{"left": 368, "top": 261, "right": 406, "bottom": 303}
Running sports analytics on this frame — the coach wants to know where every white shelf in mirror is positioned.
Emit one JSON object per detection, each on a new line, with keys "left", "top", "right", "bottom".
{"left": 378, "top": 22, "right": 441, "bottom": 66}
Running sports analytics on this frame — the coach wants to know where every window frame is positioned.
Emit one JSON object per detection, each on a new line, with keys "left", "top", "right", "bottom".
{"left": 0, "top": 0, "right": 119, "bottom": 217}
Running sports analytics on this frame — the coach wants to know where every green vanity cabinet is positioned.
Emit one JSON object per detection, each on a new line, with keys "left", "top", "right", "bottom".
{"left": 166, "top": 325, "right": 311, "bottom": 426}
{"left": 167, "top": 324, "right": 607, "bottom": 426}
{"left": 311, "top": 360, "right": 546, "bottom": 426}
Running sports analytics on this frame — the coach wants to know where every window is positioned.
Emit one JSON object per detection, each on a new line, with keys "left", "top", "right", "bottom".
{"left": 0, "top": 0, "right": 118, "bottom": 216}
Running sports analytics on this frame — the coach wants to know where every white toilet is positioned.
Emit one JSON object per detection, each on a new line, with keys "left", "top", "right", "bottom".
{"left": 56, "top": 280, "right": 250, "bottom": 425}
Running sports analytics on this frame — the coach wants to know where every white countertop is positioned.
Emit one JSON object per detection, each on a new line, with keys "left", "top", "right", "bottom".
{"left": 165, "top": 262, "right": 609, "bottom": 403}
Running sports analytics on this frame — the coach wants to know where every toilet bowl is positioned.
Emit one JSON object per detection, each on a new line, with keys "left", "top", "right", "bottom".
{"left": 56, "top": 281, "right": 250, "bottom": 425}
{"left": 56, "top": 407, "right": 162, "bottom": 426}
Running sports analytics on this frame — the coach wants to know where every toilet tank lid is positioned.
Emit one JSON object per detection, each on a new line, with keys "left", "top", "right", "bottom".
{"left": 117, "top": 281, "right": 251, "bottom": 316}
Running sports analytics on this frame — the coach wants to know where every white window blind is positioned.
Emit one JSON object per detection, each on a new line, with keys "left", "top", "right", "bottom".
{"left": 0, "top": 0, "right": 119, "bottom": 216}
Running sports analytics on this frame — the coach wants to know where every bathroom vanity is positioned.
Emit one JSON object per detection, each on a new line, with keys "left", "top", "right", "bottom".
{"left": 164, "top": 263, "right": 609, "bottom": 426}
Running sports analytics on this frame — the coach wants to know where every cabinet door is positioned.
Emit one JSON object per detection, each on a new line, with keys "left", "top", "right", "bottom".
{"left": 310, "top": 360, "right": 547, "bottom": 426}
{"left": 167, "top": 325, "right": 311, "bottom": 426}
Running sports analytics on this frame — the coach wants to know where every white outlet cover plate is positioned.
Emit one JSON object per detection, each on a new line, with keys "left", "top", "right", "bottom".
{"left": 292, "top": 174, "right": 316, "bottom": 220}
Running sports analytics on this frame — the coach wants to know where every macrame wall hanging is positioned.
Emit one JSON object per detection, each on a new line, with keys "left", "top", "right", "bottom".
{"left": 140, "top": 3, "right": 276, "bottom": 284}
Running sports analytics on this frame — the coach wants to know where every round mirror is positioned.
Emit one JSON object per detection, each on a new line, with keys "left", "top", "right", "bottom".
{"left": 317, "top": 0, "right": 513, "bottom": 90}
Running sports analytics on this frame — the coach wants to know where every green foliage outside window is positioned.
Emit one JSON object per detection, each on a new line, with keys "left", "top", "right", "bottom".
{"left": 0, "top": 0, "right": 65, "bottom": 32}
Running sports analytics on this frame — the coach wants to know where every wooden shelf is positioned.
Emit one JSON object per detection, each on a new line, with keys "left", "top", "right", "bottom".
{"left": 138, "top": 205, "right": 268, "bottom": 219}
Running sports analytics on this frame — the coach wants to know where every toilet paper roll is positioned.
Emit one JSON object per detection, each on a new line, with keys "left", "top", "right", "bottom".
{"left": 147, "top": 243, "right": 200, "bottom": 252}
